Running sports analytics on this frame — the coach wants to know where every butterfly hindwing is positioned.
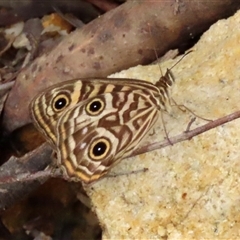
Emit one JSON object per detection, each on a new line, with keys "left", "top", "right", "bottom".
{"left": 55, "top": 90, "right": 160, "bottom": 183}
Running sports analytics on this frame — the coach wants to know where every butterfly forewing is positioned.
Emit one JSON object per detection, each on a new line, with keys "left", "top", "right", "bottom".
{"left": 30, "top": 78, "right": 161, "bottom": 146}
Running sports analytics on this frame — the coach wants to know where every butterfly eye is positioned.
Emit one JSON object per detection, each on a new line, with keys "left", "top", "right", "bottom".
{"left": 89, "top": 138, "right": 111, "bottom": 160}
{"left": 86, "top": 98, "right": 105, "bottom": 116}
{"left": 52, "top": 94, "right": 70, "bottom": 112}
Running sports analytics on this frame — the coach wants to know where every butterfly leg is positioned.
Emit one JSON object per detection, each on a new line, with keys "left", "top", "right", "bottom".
{"left": 171, "top": 98, "right": 212, "bottom": 122}
{"left": 160, "top": 110, "right": 173, "bottom": 145}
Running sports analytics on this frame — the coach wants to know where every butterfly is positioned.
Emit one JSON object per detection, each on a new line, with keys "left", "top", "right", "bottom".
{"left": 30, "top": 70, "right": 174, "bottom": 184}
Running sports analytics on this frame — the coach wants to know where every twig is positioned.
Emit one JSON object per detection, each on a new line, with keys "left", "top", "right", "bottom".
{"left": 132, "top": 110, "right": 240, "bottom": 156}
{"left": 0, "top": 81, "right": 14, "bottom": 92}
{"left": 1, "top": 110, "right": 240, "bottom": 185}
{"left": 185, "top": 117, "right": 196, "bottom": 132}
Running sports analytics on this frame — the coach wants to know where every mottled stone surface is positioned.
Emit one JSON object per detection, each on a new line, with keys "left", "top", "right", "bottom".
{"left": 86, "top": 10, "right": 240, "bottom": 239}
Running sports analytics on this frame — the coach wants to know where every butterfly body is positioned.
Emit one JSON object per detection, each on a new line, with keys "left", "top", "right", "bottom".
{"left": 30, "top": 76, "right": 173, "bottom": 183}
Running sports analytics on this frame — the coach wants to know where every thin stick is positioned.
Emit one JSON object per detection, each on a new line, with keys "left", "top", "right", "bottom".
{"left": 132, "top": 110, "right": 240, "bottom": 156}
{"left": 1, "top": 110, "right": 239, "bottom": 185}
{"left": 0, "top": 81, "right": 14, "bottom": 91}
{"left": 185, "top": 117, "right": 196, "bottom": 132}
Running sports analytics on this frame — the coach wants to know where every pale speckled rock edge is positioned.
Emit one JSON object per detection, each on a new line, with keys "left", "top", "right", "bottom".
{"left": 86, "top": 10, "right": 240, "bottom": 239}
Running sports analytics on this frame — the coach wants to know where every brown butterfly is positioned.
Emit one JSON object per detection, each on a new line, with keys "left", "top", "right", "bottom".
{"left": 30, "top": 71, "right": 174, "bottom": 184}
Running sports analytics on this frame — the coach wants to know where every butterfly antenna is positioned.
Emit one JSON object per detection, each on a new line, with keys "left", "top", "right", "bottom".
{"left": 147, "top": 23, "right": 164, "bottom": 77}
{"left": 169, "top": 50, "right": 193, "bottom": 71}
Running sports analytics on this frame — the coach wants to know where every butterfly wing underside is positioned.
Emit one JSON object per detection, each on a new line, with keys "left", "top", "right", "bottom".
{"left": 30, "top": 78, "right": 173, "bottom": 183}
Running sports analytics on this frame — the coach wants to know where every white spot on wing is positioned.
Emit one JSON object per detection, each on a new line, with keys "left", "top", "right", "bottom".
{"left": 82, "top": 127, "right": 88, "bottom": 134}
{"left": 80, "top": 142, "right": 87, "bottom": 149}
